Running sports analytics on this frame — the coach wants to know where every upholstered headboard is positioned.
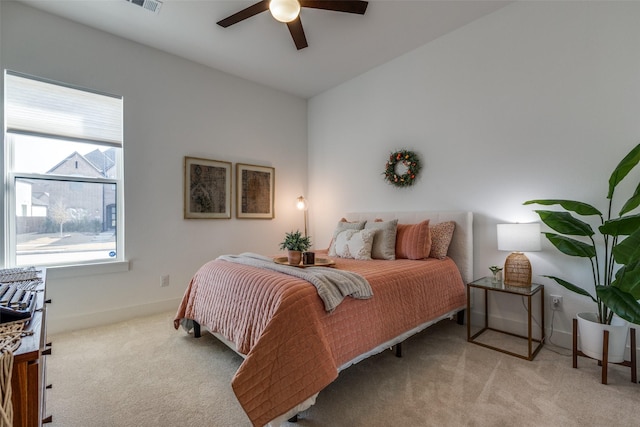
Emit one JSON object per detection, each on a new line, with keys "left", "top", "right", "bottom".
{"left": 345, "top": 211, "right": 474, "bottom": 284}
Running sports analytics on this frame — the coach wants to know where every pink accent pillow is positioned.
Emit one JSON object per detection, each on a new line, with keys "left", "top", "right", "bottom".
{"left": 429, "top": 221, "right": 456, "bottom": 259}
{"left": 395, "top": 220, "right": 431, "bottom": 260}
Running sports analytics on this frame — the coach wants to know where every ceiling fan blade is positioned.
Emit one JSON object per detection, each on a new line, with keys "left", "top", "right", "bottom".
{"left": 217, "top": 0, "right": 270, "bottom": 28}
{"left": 287, "top": 17, "right": 308, "bottom": 50}
{"left": 299, "top": 0, "right": 368, "bottom": 15}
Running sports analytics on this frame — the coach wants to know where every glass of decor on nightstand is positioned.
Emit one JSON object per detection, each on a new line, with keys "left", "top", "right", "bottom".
{"left": 489, "top": 265, "right": 503, "bottom": 282}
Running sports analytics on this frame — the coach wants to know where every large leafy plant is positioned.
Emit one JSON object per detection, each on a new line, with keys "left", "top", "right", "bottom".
{"left": 524, "top": 143, "right": 640, "bottom": 325}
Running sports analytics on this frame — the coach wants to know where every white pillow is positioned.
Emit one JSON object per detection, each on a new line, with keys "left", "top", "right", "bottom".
{"left": 333, "top": 229, "right": 376, "bottom": 260}
{"left": 328, "top": 219, "right": 366, "bottom": 256}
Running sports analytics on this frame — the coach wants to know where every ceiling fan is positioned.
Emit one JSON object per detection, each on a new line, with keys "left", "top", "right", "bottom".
{"left": 217, "top": 0, "right": 369, "bottom": 50}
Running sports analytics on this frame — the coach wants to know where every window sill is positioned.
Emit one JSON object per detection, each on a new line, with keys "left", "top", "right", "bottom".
{"left": 46, "top": 260, "right": 130, "bottom": 280}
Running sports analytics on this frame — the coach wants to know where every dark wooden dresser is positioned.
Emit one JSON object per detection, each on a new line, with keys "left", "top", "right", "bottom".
{"left": 9, "top": 268, "right": 51, "bottom": 426}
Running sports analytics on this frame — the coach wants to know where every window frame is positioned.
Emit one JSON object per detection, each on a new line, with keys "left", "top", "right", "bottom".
{"left": 3, "top": 70, "right": 126, "bottom": 270}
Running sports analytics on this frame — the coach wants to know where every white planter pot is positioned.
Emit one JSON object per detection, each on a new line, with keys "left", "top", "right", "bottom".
{"left": 577, "top": 312, "right": 629, "bottom": 363}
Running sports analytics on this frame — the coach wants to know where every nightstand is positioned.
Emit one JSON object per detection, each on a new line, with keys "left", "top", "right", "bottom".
{"left": 467, "top": 276, "right": 545, "bottom": 361}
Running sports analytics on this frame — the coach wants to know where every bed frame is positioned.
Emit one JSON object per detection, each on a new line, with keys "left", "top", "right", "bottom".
{"left": 192, "top": 210, "right": 473, "bottom": 425}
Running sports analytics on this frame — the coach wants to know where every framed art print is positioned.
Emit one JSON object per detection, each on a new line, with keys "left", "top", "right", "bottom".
{"left": 184, "top": 156, "right": 232, "bottom": 219}
{"left": 236, "top": 163, "right": 275, "bottom": 219}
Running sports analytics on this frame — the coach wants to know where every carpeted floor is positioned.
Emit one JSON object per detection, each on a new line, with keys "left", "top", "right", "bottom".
{"left": 45, "top": 311, "right": 638, "bottom": 427}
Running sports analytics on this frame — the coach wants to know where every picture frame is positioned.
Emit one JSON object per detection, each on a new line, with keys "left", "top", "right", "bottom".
{"left": 184, "top": 156, "right": 232, "bottom": 219}
{"left": 236, "top": 163, "right": 275, "bottom": 219}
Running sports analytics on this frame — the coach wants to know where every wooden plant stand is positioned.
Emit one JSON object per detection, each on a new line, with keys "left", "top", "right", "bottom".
{"left": 572, "top": 318, "right": 637, "bottom": 384}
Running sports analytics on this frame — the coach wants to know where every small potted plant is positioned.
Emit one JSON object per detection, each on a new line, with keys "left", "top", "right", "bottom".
{"left": 489, "top": 265, "right": 503, "bottom": 282}
{"left": 279, "top": 230, "right": 312, "bottom": 265}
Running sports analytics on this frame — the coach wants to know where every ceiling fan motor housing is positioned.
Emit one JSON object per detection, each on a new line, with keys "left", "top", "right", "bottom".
{"left": 269, "top": 0, "right": 301, "bottom": 23}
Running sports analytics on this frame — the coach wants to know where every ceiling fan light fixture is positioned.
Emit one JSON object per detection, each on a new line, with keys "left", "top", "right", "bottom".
{"left": 269, "top": 0, "right": 300, "bottom": 23}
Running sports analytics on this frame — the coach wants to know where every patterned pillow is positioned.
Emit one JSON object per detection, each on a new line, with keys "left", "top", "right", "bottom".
{"left": 365, "top": 219, "right": 398, "bottom": 260}
{"left": 333, "top": 229, "right": 376, "bottom": 260}
{"left": 429, "top": 221, "right": 456, "bottom": 259}
{"left": 328, "top": 219, "right": 366, "bottom": 256}
{"left": 395, "top": 220, "right": 431, "bottom": 260}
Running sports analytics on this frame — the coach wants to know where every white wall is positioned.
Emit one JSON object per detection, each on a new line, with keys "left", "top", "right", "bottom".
{"left": 0, "top": 2, "right": 308, "bottom": 334}
{"left": 3, "top": 1, "right": 639, "bottom": 347}
{"left": 308, "top": 1, "right": 640, "bottom": 347}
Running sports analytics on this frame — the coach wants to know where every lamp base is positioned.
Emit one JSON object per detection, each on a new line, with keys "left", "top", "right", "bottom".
{"left": 504, "top": 252, "right": 532, "bottom": 287}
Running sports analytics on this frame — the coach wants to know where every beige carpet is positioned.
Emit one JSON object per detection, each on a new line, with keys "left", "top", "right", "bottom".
{"left": 45, "top": 311, "right": 638, "bottom": 427}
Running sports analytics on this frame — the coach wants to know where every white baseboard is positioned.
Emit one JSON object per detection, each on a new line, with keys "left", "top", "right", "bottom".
{"left": 47, "top": 298, "right": 182, "bottom": 335}
{"left": 468, "top": 310, "right": 638, "bottom": 358}
{"left": 469, "top": 310, "right": 571, "bottom": 350}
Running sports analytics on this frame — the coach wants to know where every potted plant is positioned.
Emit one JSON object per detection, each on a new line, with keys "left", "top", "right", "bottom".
{"left": 279, "top": 230, "right": 311, "bottom": 265}
{"left": 524, "top": 143, "right": 640, "bottom": 362}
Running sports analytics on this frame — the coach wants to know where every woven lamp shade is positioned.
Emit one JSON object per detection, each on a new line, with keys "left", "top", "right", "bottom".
{"left": 497, "top": 223, "right": 541, "bottom": 288}
{"left": 503, "top": 252, "right": 532, "bottom": 287}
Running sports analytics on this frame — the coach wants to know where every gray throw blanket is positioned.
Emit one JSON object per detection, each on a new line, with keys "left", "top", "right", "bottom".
{"left": 217, "top": 252, "right": 373, "bottom": 312}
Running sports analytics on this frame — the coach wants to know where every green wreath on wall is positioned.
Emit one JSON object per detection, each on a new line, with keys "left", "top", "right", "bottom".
{"left": 383, "top": 149, "right": 421, "bottom": 188}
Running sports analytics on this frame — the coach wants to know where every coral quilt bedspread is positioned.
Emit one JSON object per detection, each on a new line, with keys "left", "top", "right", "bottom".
{"left": 174, "top": 254, "right": 465, "bottom": 426}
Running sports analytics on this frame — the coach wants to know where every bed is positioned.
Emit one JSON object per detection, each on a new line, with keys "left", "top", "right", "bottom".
{"left": 174, "top": 211, "right": 473, "bottom": 426}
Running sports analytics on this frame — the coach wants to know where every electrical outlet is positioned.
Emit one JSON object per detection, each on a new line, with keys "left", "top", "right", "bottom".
{"left": 161, "top": 274, "right": 170, "bottom": 287}
{"left": 551, "top": 294, "right": 562, "bottom": 311}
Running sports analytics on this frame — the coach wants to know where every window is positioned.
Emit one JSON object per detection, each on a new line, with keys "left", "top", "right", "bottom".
{"left": 3, "top": 70, "right": 124, "bottom": 267}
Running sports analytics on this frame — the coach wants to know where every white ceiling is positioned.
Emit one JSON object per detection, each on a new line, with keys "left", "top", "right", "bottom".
{"left": 16, "top": 0, "right": 511, "bottom": 98}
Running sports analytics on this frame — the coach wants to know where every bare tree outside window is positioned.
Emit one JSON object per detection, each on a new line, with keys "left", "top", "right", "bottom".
{"left": 49, "top": 201, "right": 72, "bottom": 237}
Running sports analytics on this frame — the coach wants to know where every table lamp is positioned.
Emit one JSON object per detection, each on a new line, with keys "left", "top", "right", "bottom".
{"left": 497, "top": 223, "right": 541, "bottom": 287}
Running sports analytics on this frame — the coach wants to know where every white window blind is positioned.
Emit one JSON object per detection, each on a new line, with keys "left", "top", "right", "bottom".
{"left": 5, "top": 70, "right": 123, "bottom": 146}
{"left": 4, "top": 70, "right": 125, "bottom": 268}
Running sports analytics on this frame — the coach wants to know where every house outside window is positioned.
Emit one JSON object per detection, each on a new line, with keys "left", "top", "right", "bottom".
{"left": 3, "top": 70, "right": 124, "bottom": 267}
